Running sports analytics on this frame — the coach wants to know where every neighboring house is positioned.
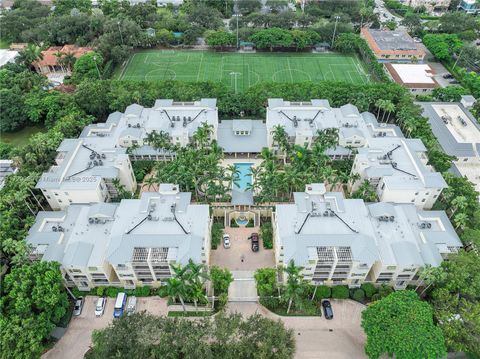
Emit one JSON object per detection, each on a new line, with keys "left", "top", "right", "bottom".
{"left": 0, "top": 49, "right": 19, "bottom": 68}
{"left": 0, "top": 160, "right": 18, "bottom": 190}
{"left": 385, "top": 63, "right": 440, "bottom": 94}
{"left": 273, "top": 183, "right": 462, "bottom": 290}
{"left": 26, "top": 184, "right": 211, "bottom": 291}
{"left": 360, "top": 28, "right": 425, "bottom": 63}
{"left": 33, "top": 45, "right": 93, "bottom": 82}
{"left": 458, "top": 0, "right": 479, "bottom": 13}
{"left": 351, "top": 137, "right": 447, "bottom": 209}
{"left": 418, "top": 101, "right": 480, "bottom": 200}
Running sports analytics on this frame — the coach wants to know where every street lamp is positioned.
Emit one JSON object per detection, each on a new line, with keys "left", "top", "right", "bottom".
{"left": 117, "top": 21, "right": 124, "bottom": 45}
{"left": 331, "top": 16, "right": 340, "bottom": 49}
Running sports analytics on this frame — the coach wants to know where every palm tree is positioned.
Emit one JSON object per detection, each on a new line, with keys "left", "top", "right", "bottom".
{"left": 402, "top": 117, "right": 418, "bottom": 137}
{"left": 226, "top": 164, "right": 241, "bottom": 189}
{"left": 165, "top": 277, "right": 188, "bottom": 312}
{"left": 62, "top": 51, "right": 77, "bottom": 72}
{"left": 282, "top": 260, "right": 305, "bottom": 314}
{"left": 18, "top": 43, "right": 43, "bottom": 69}
{"left": 54, "top": 51, "right": 65, "bottom": 72}
{"left": 142, "top": 176, "right": 158, "bottom": 192}
{"left": 383, "top": 100, "right": 395, "bottom": 123}
{"left": 193, "top": 122, "right": 213, "bottom": 149}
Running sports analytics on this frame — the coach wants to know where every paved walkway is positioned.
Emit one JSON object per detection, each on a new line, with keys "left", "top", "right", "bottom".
{"left": 228, "top": 271, "right": 258, "bottom": 302}
{"left": 43, "top": 296, "right": 168, "bottom": 359}
{"left": 227, "top": 300, "right": 367, "bottom": 359}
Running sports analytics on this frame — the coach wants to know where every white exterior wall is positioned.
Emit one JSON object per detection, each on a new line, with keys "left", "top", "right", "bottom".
{"left": 42, "top": 186, "right": 106, "bottom": 210}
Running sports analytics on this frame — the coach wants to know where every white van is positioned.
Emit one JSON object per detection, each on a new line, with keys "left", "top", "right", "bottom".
{"left": 113, "top": 292, "right": 127, "bottom": 318}
{"left": 126, "top": 296, "right": 137, "bottom": 316}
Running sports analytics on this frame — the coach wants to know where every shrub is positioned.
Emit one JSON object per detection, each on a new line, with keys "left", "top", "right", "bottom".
{"left": 230, "top": 218, "right": 239, "bottom": 228}
{"left": 361, "top": 283, "right": 377, "bottom": 299}
{"left": 211, "top": 223, "right": 224, "bottom": 249}
{"left": 331, "top": 285, "right": 349, "bottom": 299}
{"left": 106, "top": 287, "right": 120, "bottom": 298}
{"left": 314, "top": 285, "right": 331, "bottom": 300}
{"left": 260, "top": 296, "right": 280, "bottom": 311}
{"left": 371, "top": 293, "right": 381, "bottom": 302}
{"left": 132, "top": 160, "right": 154, "bottom": 182}
{"left": 158, "top": 286, "right": 168, "bottom": 298}
{"left": 351, "top": 288, "right": 365, "bottom": 302}
{"left": 254, "top": 268, "right": 278, "bottom": 297}
{"left": 96, "top": 287, "right": 105, "bottom": 297}
{"left": 246, "top": 218, "right": 255, "bottom": 228}
{"left": 377, "top": 284, "right": 394, "bottom": 299}
{"left": 260, "top": 222, "right": 273, "bottom": 249}
{"left": 216, "top": 292, "right": 228, "bottom": 311}
{"left": 210, "top": 266, "right": 233, "bottom": 295}
{"left": 134, "top": 286, "right": 151, "bottom": 297}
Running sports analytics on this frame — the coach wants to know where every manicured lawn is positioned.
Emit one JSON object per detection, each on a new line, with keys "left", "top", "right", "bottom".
{"left": 168, "top": 311, "right": 213, "bottom": 317}
{"left": 118, "top": 50, "right": 371, "bottom": 92}
{"left": 1, "top": 125, "right": 46, "bottom": 146}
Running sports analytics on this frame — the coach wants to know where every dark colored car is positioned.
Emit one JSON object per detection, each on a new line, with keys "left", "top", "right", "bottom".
{"left": 251, "top": 233, "right": 259, "bottom": 252}
{"left": 449, "top": 79, "right": 460, "bottom": 84}
{"left": 322, "top": 300, "right": 333, "bottom": 320}
{"left": 442, "top": 73, "right": 454, "bottom": 79}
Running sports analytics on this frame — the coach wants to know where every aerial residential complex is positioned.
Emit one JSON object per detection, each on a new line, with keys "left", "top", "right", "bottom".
{"left": 274, "top": 183, "right": 462, "bottom": 290}
{"left": 419, "top": 100, "right": 480, "bottom": 200}
{"left": 27, "top": 98, "right": 459, "bottom": 291}
{"left": 360, "top": 28, "right": 426, "bottom": 62}
{"left": 27, "top": 184, "right": 210, "bottom": 290}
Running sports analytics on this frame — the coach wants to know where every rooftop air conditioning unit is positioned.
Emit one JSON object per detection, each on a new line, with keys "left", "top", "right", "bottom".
{"left": 58, "top": 225, "right": 64, "bottom": 232}
{"left": 101, "top": 153, "right": 106, "bottom": 159}
{"left": 88, "top": 218, "right": 94, "bottom": 224}
{"left": 52, "top": 226, "right": 58, "bottom": 232}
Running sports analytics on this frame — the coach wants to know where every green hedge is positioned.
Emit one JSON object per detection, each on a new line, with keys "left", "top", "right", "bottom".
{"left": 332, "top": 285, "right": 350, "bottom": 299}
{"left": 314, "top": 285, "right": 331, "bottom": 300}
{"left": 260, "top": 222, "right": 273, "bottom": 249}
{"left": 351, "top": 288, "right": 365, "bottom": 302}
{"left": 360, "top": 283, "right": 377, "bottom": 298}
{"left": 211, "top": 222, "right": 224, "bottom": 249}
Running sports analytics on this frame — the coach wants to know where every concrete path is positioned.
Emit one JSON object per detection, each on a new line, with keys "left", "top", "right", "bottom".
{"left": 227, "top": 300, "right": 367, "bottom": 359}
{"left": 228, "top": 271, "right": 258, "bottom": 302}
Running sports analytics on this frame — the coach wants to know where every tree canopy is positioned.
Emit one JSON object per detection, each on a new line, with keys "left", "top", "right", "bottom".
{"left": 361, "top": 290, "right": 446, "bottom": 359}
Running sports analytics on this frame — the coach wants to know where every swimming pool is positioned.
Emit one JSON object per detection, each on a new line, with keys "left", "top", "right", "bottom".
{"left": 234, "top": 163, "right": 253, "bottom": 191}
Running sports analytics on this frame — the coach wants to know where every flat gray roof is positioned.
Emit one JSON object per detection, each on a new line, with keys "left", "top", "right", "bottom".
{"left": 418, "top": 102, "right": 480, "bottom": 158}
{"left": 367, "top": 29, "right": 418, "bottom": 51}
{"left": 217, "top": 120, "right": 268, "bottom": 153}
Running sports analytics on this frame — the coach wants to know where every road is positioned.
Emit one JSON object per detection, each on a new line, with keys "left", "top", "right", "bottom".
{"left": 374, "top": 0, "right": 405, "bottom": 29}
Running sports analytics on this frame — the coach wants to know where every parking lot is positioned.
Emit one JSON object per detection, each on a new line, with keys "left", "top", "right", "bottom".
{"left": 210, "top": 227, "right": 275, "bottom": 271}
{"left": 227, "top": 300, "right": 367, "bottom": 359}
{"left": 43, "top": 296, "right": 168, "bottom": 359}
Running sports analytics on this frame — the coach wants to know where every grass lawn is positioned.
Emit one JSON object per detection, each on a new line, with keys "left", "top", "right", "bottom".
{"left": 1, "top": 125, "right": 46, "bottom": 146}
{"left": 0, "top": 39, "right": 10, "bottom": 49}
{"left": 118, "top": 50, "right": 371, "bottom": 92}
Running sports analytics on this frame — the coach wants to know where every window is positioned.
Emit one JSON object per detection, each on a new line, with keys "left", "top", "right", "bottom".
{"left": 64, "top": 192, "right": 69, "bottom": 195}
{"left": 422, "top": 198, "right": 426, "bottom": 202}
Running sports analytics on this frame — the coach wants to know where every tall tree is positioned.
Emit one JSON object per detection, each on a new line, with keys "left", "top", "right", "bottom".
{"left": 362, "top": 290, "right": 446, "bottom": 359}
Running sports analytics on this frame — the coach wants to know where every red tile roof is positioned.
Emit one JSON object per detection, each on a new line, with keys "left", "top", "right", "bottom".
{"left": 35, "top": 45, "right": 93, "bottom": 67}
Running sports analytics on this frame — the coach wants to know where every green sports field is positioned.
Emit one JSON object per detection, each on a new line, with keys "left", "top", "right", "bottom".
{"left": 118, "top": 50, "right": 371, "bottom": 92}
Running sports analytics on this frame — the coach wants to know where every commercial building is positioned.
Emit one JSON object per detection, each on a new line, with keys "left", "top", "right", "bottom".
{"left": 419, "top": 101, "right": 480, "bottom": 199}
{"left": 360, "top": 28, "right": 425, "bottom": 62}
{"left": 385, "top": 63, "right": 440, "bottom": 94}
{"left": 273, "top": 183, "right": 462, "bottom": 289}
{"left": 351, "top": 137, "right": 447, "bottom": 209}
{"left": 26, "top": 185, "right": 211, "bottom": 290}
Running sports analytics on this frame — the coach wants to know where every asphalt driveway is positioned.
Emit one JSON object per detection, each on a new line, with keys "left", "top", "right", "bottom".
{"left": 43, "top": 296, "right": 168, "bottom": 359}
{"left": 227, "top": 300, "right": 367, "bottom": 359}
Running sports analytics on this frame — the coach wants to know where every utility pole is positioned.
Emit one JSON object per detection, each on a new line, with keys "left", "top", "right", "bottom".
{"left": 453, "top": 47, "right": 465, "bottom": 70}
{"left": 331, "top": 16, "right": 340, "bottom": 49}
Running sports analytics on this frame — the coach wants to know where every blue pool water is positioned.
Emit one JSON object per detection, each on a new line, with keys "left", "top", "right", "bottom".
{"left": 234, "top": 163, "right": 253, "bottom": 191}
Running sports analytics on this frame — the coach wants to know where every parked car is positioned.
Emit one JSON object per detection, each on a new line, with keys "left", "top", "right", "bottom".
{"left": 73, "top": 297, "right": 84, "bottom": 317}
{"left": 443, "top": 73, "right": 454, "bottom": 79}
{"left": 95, "top": 297, "right": 106, "bottom": 317}
{"left": 223, "top": 234, "right": 231, "bottom": 249}
{"left": 413, "top": 37, "right": 422, "bottom": 43}
{"left": 449, "top": 79, "right": 460, "bottom": 84}
{"left": 322, "top": 300, "right": 334, "bottom": 320}
{"left": 113, "top": 292, "right": 127, "bottom": 318}
{"left": 251, "top": 233, "right": 259, "bottom": 252}
{"left": 126, "top": 296, "right": 137, "bottom": 316}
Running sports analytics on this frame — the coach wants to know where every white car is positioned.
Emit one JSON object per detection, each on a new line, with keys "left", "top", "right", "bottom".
{"left": 223, "top": 234, "right": 231, "bottom": 249}
{"left": 126, "top": 296, "right": 137, "bottom": 316}
{"left": 413, "top": 37, "right": 422, "bottom": 43}
{"left": 95, "top": 297, "right": 106, "bottom": 317}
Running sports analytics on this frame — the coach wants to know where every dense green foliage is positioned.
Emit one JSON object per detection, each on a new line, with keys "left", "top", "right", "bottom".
{"left": 260, "top": 222, "right": 273, "bottom": 249}
{"left": 362, "top": 291, "right": 446, "bottom": 359}
{"left": 331, "top": 285, "right": 350, "bottom": 299}
{"left": 88, "top": 312, "right": 295, "bottom": 359}
{"left": 209, "top": 266, "right": 233, "bottom": 301}
{"left": 0, "top": 261, "right": 70, "bottom": 359}
{"left": 211, "top": 222, "right": 224, "bottom": 249}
